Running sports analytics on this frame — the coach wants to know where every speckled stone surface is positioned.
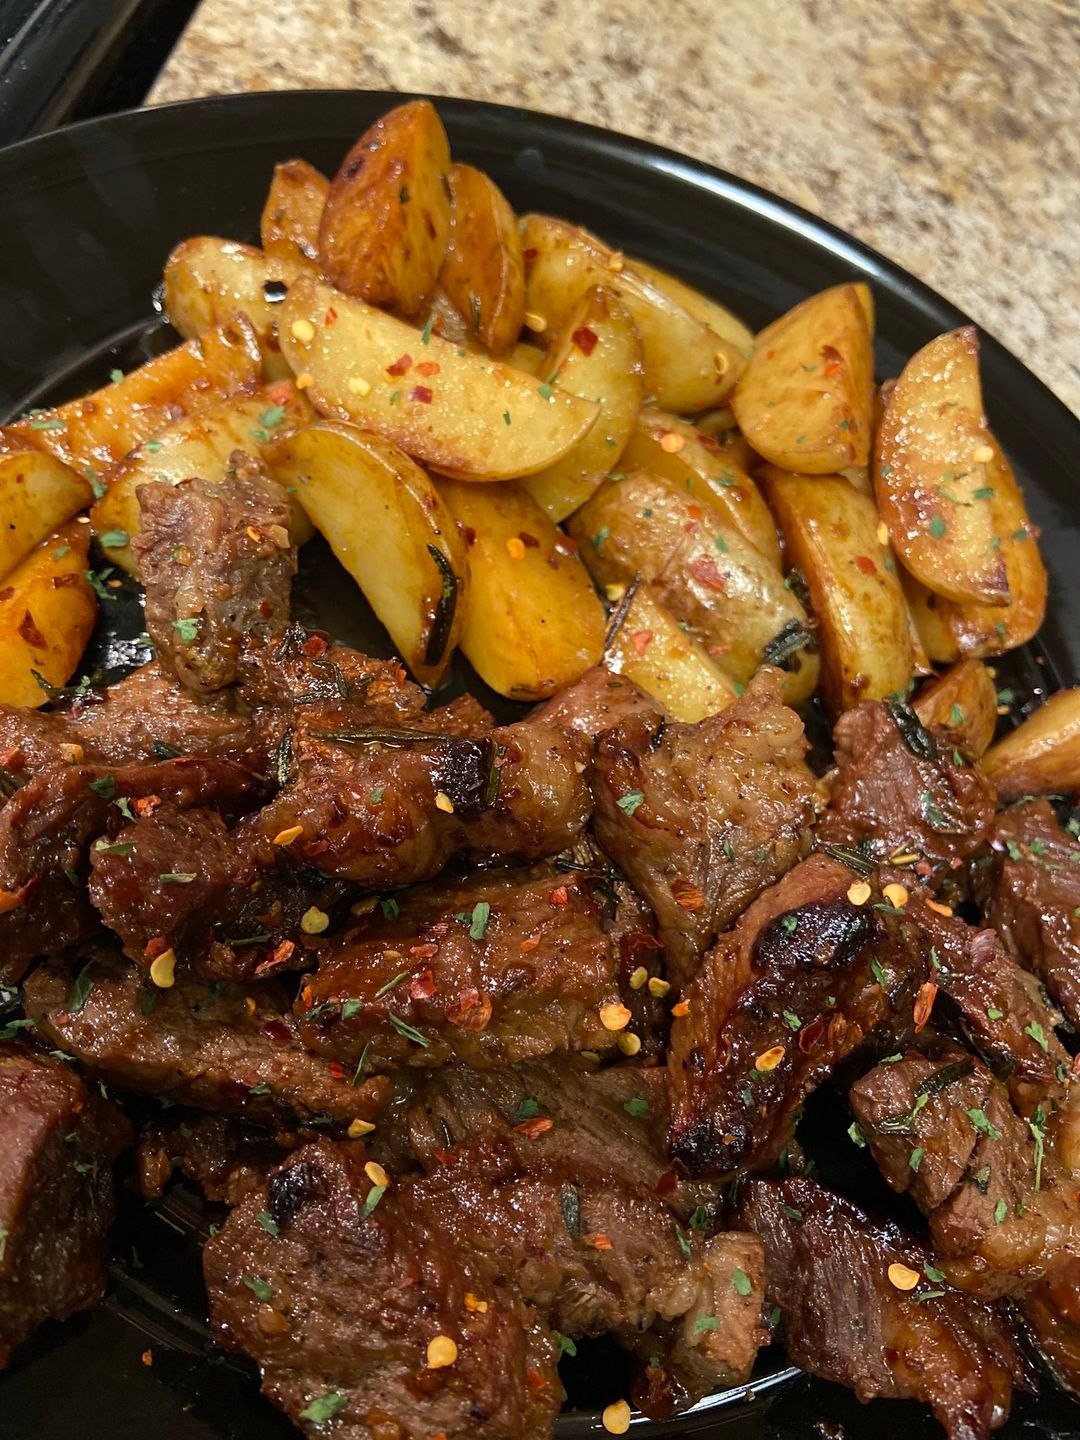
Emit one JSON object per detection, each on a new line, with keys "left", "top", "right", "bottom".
{"left": 149, "top": 0, "right": 1079, "bottom": 415}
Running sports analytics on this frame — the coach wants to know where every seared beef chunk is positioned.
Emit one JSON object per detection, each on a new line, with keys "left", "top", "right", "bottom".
{"left": 247, "top": 720, "right": 591, "bottom": 888}
{"left": 136, "top": 1113, "right": 294, "bottom": 1206}
{"left": 533, "top": 666, "right": 663, "bottom": 736}
{"left": 977, "top": 799, "right": 1080, "bottom": 1028}
{"left": 1023, "top": 1276, "right": 1080, "bottom": 1395}
{"left": 0, "top": 755, "right": 265, "bottom": 983}
{"left": 136, "top": 453, "right": 296, "bottom": 693}
{"left": 818, "top": 700, "right": 995, "bottom": 875}
{"left": 242, "top": 624, "right": 428, "bottom": 722}
{"left": 668, "top": 855, "right": 918, "bottom": 1176}
{"left": 0, "top": 1044, "right": 131, "bottom": 1368}
{"left": 298, "top": 867, "right": 619, "bottom": 1069}
{"left": 23, "top": 953, "right": 388, "bottom": 1129}
{"left": 592, "top": 669, "right": 819, "bottom": 988}
{"left": 735, "top": 1176, "right": 1029, "bottom": 1440}
{"left": 205, "top": 1139, "right": 562, "bottom": 1440}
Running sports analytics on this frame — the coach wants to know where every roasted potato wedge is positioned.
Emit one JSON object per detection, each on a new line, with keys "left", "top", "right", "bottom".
{"left": 759, "top": 466, "right": 914, "bottom": 714}
{"left": 318, "top": 100, "right": 451, "bottom": 315}
{"left": 902, "top": 436, "right": 1047, "bottom": 661}
{"left": 438, "top": 479, "right": 604, "bottom": 699}
{"left": 568, "top": 469, "right": 818, "bottom": 702}
{"left": 279, "top": 274, "right": 598, "bottom": 481}
{"left": 163, "top": 236, "right": 308, "bottom": 380}
{"left": 260, "top": 159, "right": 329, "bottom": 264}
{"left": 628, "top": 259, "right": 754, "bottom": 359}
{"left": 0, "top": 523, "right": 96, "bottom": 707}
{"left": 875, "top": 327, "right": 1008, "bottom": 607}
{"left": 912, "top": 659, "right": 998, "bottom": 757}
{"left": 91, "top": 383, "right": 316, "bottom": 574}
{"left": 692, "top": 407, "right": 758, "bottom": 472}
{"left": 523, "top": 286, "right": 644, "bottom": 521}
{"left": 268, "top": 423, "right": 468, "bottom": 686}
{"left": 731, "top": 284, "right": 873, "bottom": 473}
{"left": 983, "top": 689, "right": 1080, "bottom": 799}
{"left": 438, "top": 163, "right": 525, "bottom": 355}
{"left": 6, "top": 316, "right": 262, "bottom": 480}
{"left": 607, "top": 588, "right": 738, "bottom": 721}
{"left": 0, "top": 451, "right": 92, "bottom": 582}
{"left": 620, "top": 410, "right": 781, "bottom": 568}
{"left": 520, "top": 214, "right": 743, "bottom": 412}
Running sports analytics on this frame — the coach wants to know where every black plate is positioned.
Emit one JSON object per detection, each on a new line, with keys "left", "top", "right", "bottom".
{"left": 0, "top": 91, "right": 1078, "bottom": 1440}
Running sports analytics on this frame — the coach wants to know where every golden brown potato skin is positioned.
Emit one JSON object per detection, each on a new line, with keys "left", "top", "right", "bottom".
{"left": 732, "top": 284, "right": 873, "bottom": 474}
{"left": 0, "top": 452, "right": 92, "bottom": 583}
{"left": 0, "top": 523, "right": 96, "bottom": 707}
{"left": 318, "top": 99, "right": 452, "bottom": 315}
{"left": 912, "top": 660, "right": 998, "bottom": 758}
{"left": 438, "top": 163, "right": 525, "bottom": 355}
{"left": 983, "top": 689, "right": 1080, "bottom": 800}
{"left": 260, "top": 159, "right": 329, "bottom": 264}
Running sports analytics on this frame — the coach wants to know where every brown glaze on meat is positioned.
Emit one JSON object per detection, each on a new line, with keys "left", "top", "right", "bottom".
{"left": 297, "top": 866, "right": 619, "bottom": 1069}
{"left": 532, "top": 666, "right": 664, "bottom": 736}
{"left": 977, "top": 799, "right": 1080, "bottom": 1028}
{"left": 205, "top": 1139, "right": 562, "bottom": 1440}
{"left": 136, "top": 453, "right": 296, "bottom": 693}
{"left": 136, "top": 1114, "right": 295, "bottom": 1206}
{"left": 23, "top": 953, "right": 388, "bottom": 1129}
{"left": 734, "top": 1176, "right": 1029, "bottom": 1440}
{"left": 0, "top": 1044, "right": 131, "bottom": 1368}
{"left": 591, "top": 669, "right": 820, "bottom": 988}
{"left": 819, "top": 700, "right": 995, "bottom": 874}
{"left": 668, "top": 855, "right": 915, "bottom": 1176}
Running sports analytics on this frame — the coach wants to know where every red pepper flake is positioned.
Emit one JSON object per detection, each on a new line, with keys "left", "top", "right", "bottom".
{"left": 821, "top": 343, "right": 843, "bottom": 375}
{"left": 522, "top": 247, "right": 538, "bottom": 261}
{"left": 630, "top": 628, "right": 653, "bottom": 656}
{"left": 591, "top": 1232, "right": 614, "bottom": 1251}
{"left": 386, "top": 353, "right": 412, "bottom": 376}
{"left": 132, "top": 794, "right": 161, "bottom": 817}
{"left": 409, "top": 384, "right": 433, "bottom": 404}
{"left": 518, "top": 531, "right": 540, "bottom": 548}
{"left": 143, "top": 935, "right": 170, "bottom": 960}
{"left": 853, "top": 555, "right": 877, "bottom": 576}
{"left": 262, "top": 1018, "right": 291, "bottom": 1044}
{"left": 687, "top": 504, "right": 702, "bottom": 521}
{"left": 520, "top": 933, "right": 541, "bottom": 952}
{"left": 689, "top": 557, "right": 727, "bottom": 593}
{"left": 328, "top": 1061, "right": 346, "bottom": 1079}
{"left": 0, "top": 884, "right": 29, "bottom": 914}
{"left": 447, "top": 988, "right": 493, "bottom": 1031}
{"left": 654, "top": 1169, "right": 679, "bottom": 1197}
{"left": 266, "top": 379, "right": 295, "bottom": 406}
{"left": 409, "top": 969, "right": 436, "bottom": 1000}
{"left": 671, "top": 879, "right": 705, "bottom": 911}
{"left": 303, "top": 838, "right": 331, "bottom": 858}
{"left": 798, "top": 1015, "right": 825, "bottom": 1053}
{"left": 914, "top": 980, "right": 938, "bottom": 1032}
{"left": 324, "top": 307, "right": 337, "bottom": 324}
{"left": 53, "top": 573, "right": 80, "bottom": 589}
{"left": 524, "top": 1371, "right": 548, "bottom": 1392}
{"left": 571, "top": 326, "right": 598, "bottom": 356}
{"left": 415, "top": 360, "right": 440, "bottom": 377}
{"left": 549, "top": 885, "right": 569, "bottom": 906}
{"left": 17, "top": 610, "right": 45, "bottom": 648}
{"left": 515, "top": 1116, "right": 554, "bottom": 1139}
{"left": 271, "top": 938, "right": 296, "bottom": 967}
{"left": 302, "top": 633, "right": 329, "bottom": 658}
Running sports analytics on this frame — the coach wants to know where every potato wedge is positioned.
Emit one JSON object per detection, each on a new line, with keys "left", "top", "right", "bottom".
{"left": 759, "top": 466, "right": 914, "bottom": 714}
{"left": 438, "top": 479, "right": 604, "bottom": 699}
{"left": 520, "top": 214, "right": 743, "bottom": 412}
{"left": 0, "top": 451, "right": 92, "bottom": 582}
{"left": 620, "top": 409, "right": 781, "bottom": 568}
{"left": 268, "top": 423, "right": 468, "bottom": 686}
{"left": 607, "top": 587, "right": 738, "bottom": 721}
{"left": 91, "top": 383, "right": 316, "bottom": 574}
{"left": 692, "top": 407, "right": 758, "bottom": 472}
{"left": 260, "top": 159, "right": 329, "bottom": 264}
{"left": 318, "top": 100, "right": 451, "bottom": 315}
{"left": 163, "top": 236, "right": 308, "bottom": 380}
{"left": 567, "top": 469, "right": 818, "bottom": 702}
{"left": 438, "top": 163, "right": 525, "bottom": 356}
{"left": 279, "top": 274, "right": 598, "bottom": 481}
{"left": 523, "top": 286, "right": 644, "bottom": 521}
{"left": 731, "top": 284, "right": 873, "bottom": 473}
{"left": 912, "top": 660, "right": 998, "bottom": 757}
{"left": 628, "top": 259, "right": 754, "bottom": 360}
{"left": 983, "top": 689, "right": 1080, "bottom": 800}
{"left": 875, "top": 327, "right": 1008, "bottom": 606}
{"left": 902, "top": 436, "right": 1047, "bottom": 661}
{"left": 7, "top": 316, "right": 262, "bottom": 481}
{"left": 0, "top": 523, "right": 96, "bottom": 707}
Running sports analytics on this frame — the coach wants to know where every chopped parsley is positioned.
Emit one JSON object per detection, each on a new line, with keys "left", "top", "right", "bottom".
{"left": 731, "top": 1268, "right": 752, "bottom": 1296}
{"left": 172, "top": 617, "right": 200, "bottom": 643}
{"left": 243, "top": 1276, "right": 273, "bottom": 1301}
{"left": 617, "top": 791, "right": 644, "bottom": 817}
{"left": 299, "top": 1392, "right": 347, "bottom": 1424}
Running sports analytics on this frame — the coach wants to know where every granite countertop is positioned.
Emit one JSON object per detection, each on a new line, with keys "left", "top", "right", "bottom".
{"left": 150, "top": 0, "right": 1080, "bottom": 416}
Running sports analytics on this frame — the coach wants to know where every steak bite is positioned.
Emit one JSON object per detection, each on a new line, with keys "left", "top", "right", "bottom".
{"left": 976, "top": 799, "right": 1080, "bottom": 1029}
{"left": 204, "top": 1139, "right": 562, "bottom": 1440}
{"left": 734, "top": 1176, "right": 1030, "bottom": 1440}
{"left": 0, "top": 1044, "right": 131, "bottom": 1368}
{"left": 136, "top": 1113, "right": 295, "bottom": 1206}
{"left": 22, "top": 952, "right": 388, "bottom": 1129}
{"left": 135, "top": 451, "right": 296, "bottom": 693}
{"left": 667, "top": 854, "right": 915, "bottom": 1176}
{"left": 532, "top": 665, "right": 664, "bottom": 736}
{"left": 591, "top": 668, "right": 820, "bottom": 988}
{"left": 818, "top": 699, "right": 996, "bottom": 875}
{"left": 297, "top": 866, "right": 620, "bottom": 1069}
